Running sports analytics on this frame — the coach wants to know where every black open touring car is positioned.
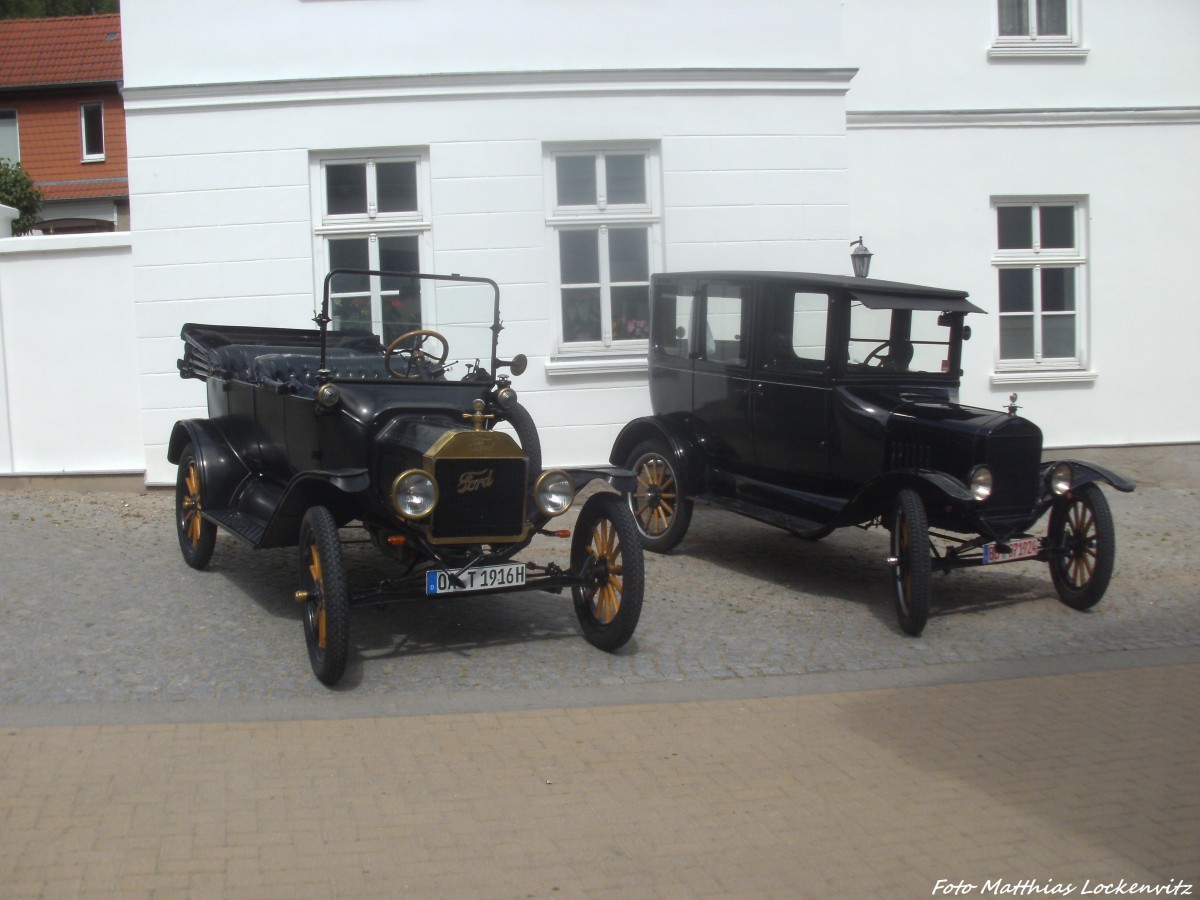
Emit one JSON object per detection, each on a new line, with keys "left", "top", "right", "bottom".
{"left": 170, "top": 270, "right": 644, "bottom": 685}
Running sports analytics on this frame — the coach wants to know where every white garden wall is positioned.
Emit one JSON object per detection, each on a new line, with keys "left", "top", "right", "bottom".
{"left": 0, "top": 233, "right": 142, "bottom": 476}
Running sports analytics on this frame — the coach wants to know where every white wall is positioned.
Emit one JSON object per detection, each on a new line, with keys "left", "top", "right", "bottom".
{"left": 843, "top": 0, "right": 1200, "bottom": 448}
{"left": 121, "top": 0, "right": 844, "bottom": 88}
{"left": 848, "top": 121, "right": 1200, "bottom": 447}
{"left": 0, "top": 233, "right": 143, "bottom": 475}
{"left": 126, "top": 70, "right": 855, "bottom": 483}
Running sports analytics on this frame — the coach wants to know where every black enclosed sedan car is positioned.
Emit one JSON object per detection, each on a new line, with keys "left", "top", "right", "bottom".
{"left": 611, "top": 271, "right": 1135, "bottom": 635}
{"left": 171, "top": 270, "right": 643, "bottom": 685}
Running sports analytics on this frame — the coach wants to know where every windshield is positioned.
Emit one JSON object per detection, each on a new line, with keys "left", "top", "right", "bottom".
{"left": 322, "top": 269, "right": 500, "bottom": 381}
{"left": 847, "top": 301, "right": 959, "bottom": 376}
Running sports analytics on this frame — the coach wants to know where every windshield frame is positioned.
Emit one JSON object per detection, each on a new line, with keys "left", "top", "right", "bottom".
{"left": 317, "top": 269, "right": 502, "bottom": 382}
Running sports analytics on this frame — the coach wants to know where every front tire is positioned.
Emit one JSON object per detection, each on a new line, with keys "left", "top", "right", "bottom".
{"left": 1047, "top": 483, "right": 1114, "bottom": 610}
{"left": 493, "top": 402, "right": 541, "bottom": 486}
{"left": 890, "top": 488, "right": 931, "bottom": 636}
{"left": 298, "top": 506, "right": 351, "bottom": 686}
{"left": 175, "top": 443, "right": 217, "bottom": 570}
{"left": 571, "top": 492, "right": 644, "bottom": 652}
{"left": 625, "top": 440, "right": 693, "bottom": 553}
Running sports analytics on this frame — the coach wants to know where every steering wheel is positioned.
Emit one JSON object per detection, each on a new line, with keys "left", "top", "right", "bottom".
{"left": 862, "top": 341, "right": 891, "bottom": 366}
{"left": 384, "top": 329, "right": 450, "bottom": 379}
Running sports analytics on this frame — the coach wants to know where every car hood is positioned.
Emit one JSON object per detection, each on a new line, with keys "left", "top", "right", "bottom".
{"left": 838, "top": 386, "right": 1018, "bottom": 436}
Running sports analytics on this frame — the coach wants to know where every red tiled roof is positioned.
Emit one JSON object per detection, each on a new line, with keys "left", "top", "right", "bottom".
{"left": 0, "top": 14, "right": 122, "bottom": 89}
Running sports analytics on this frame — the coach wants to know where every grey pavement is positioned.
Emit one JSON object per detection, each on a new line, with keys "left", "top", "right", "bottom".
{"left": 0, "top": 448, "right": 1196, "bottom": 716}
{"left": 0, "top": 446, "right": 1197, "bottom": 897}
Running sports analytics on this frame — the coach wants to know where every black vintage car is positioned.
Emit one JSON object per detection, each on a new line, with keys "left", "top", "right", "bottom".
{"left": 170, "top": 270, "right": 643, "bottom": 685}
{"left": 611, "top": 271, "right": 1135, "bottom": 635}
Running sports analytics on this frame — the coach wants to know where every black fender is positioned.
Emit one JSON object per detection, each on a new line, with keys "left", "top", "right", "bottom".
{"left": 167, "top": 418, "right": 248, "bottom": 511}
{"left": 257, "top": 469, "right": 370, "bottom": 549}
{"left": 609, "top": 415, "right": 707, "bottom": 495}
{"left": 833, "top": 469, "right": 973, "bottom": 529}
{"left": 564, "top": 466, "right": 637, "bottom": 495}
{"left": 1045, "top": 459, "right": 1137, "bottom": 494}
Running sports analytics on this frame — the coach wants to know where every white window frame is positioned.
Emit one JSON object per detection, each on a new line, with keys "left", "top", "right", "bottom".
{"left": 989, "top": 0, "right": 1087, "bottom": 59}
{"left": 80, "top": 102, "right": 105, "bottom": 162}
{"left": 310, "top": 150, "right": 432, "bottom": 328}
{"left": 991, "top": 196, "right": 1093, "bottom": 384}
{"left": 544, "top": 143, "right": 661, "bottom": 370}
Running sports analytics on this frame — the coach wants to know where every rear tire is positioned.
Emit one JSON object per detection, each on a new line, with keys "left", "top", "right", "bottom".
{"left": 1047, "top": 483, "right": 1114, "bottom": 610}
{"left": 571, "top": 493, "right": 644, "bottom": 652}
{"left": 890, "top": 488, "right": 931, "bottom": 636}
{"left": 298, "top": 506, "right": 350, "bottom": 686}
{"left": 625, "top": 440, "right": 692, "bottom": 553}
{"left": 175, "top": 443, "right": 217, "bottom": 570}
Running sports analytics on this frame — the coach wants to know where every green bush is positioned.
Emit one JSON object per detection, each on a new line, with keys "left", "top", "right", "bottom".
{"left": 0, "top": 160, "right": 44, "bottom": 235}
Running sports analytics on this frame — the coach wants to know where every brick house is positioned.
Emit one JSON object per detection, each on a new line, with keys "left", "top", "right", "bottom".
{"left": 0, "top": 14, "right": 128, "bottom": 233}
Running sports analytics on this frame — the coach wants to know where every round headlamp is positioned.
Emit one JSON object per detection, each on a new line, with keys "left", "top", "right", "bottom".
{"left": 315, "top": 383, "right": 341, "bottom": 409}
{"left": 496, "top": 385, "right": 518, "bottom": 411}
{"left": 969, "top": 465, "right": 994, "bottom": 502}
{"left": 391, "top": 469, "right": 438, "bottom": 519}
{"left": 1049, "top": 462, "right": 1073, "bottom": 496}
{"left": 533, "top": 469, "right": 574, "bottom": 517}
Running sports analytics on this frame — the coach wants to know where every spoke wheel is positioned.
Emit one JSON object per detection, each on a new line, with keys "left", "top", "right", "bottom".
{"left": 299, "top": 506, "right": 350, "bottom": 686}
{"left": 625, "top": 440, "right": 692, "bottom": 553}
{"left": 175, "top": 443, "right": 216, "bottom": 570}
{"left": 571, "top": 492, "right": 644, "bottom": 652}
{"left": 890, "top": 488, "right": 931, "bottom": 636}
{"left": 1047, "top": 483, "right": 1114, "bottom": 610}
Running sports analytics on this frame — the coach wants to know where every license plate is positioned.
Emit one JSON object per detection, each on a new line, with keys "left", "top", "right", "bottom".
{"left": 426, "top": 562, "right": 526, "bottom": 595}
{"left": 982, "top": 537, "right": 1041, "bottom": 565}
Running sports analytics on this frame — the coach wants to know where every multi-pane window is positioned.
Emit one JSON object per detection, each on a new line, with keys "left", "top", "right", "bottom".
{"left": 547, "top": 147, "right": 659, "bottom": 351}
{"left": 314, "top": 154, "right": 429, "bottom": 344}
{"left": 993, "top": 200, "right": 1086, "bottom": 370}
{"left": 992, "top": 0, "right": 1083, "bottom": 55}
{"left": 80, "top": 102, "right": 104, "bottom": 161}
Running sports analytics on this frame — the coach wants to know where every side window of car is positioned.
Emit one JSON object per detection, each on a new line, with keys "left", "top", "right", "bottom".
{"left": 651, "top": 280, "right": 695, "bottom": 359}
{"left": 702, "top": 284, "right": 749, "bottom": 366}
{"left": 761, "top": 290, "right": 828, "bottom": 373}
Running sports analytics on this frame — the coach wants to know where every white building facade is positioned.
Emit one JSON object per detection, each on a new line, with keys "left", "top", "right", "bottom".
{"left": 120, "top": 0, "right": 856, "bottom": 484}
{"left": 844, "top": 0, "right": 1200, "bottom": 447}
{"left": 3, "top": 1, "right": 1190, "bottom": 484}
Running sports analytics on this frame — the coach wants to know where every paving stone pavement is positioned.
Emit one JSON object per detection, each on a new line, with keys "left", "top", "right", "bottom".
{"left": 0, "top": 449, "right": 1197, "bottom": 896}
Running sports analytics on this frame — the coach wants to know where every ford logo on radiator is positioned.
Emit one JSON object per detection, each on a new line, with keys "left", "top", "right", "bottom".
{"left": 457, "top": 469, "right": 495, "bottom": 494}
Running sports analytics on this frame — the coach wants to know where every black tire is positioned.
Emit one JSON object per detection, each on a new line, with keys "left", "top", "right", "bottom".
{"left": 625, "top": 440, "right": 693, "bottom": 553}
{"left": 890, "top": 488, "right": 931, "bottom": 636}
{"left": 175, "top": 443, "right": 217, "bottom": 570}
{"left": 571, "top": 492, "right": 645, "bottom": 652}
{"left": 298, "top": 506, "right": 351, "bottom": 686}
{"left": 1047, "top": 483, "right": 1114, "bottom": 610}
{"left": 494, "top": 402, "right": 541, "bottom": 485}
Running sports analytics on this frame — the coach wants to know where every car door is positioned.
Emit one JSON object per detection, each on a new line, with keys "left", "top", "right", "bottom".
{"left": 691, "top": 278, "right": 755, "bottom": 475}
{"left": 647, "top": 276, "right": 698, "bottom": 420}
{"left": 750, "top": 285, "right": 834, "bottom": 494}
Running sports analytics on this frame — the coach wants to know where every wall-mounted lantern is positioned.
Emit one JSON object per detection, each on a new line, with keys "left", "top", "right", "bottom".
{"left": 850, "top": 236, "right": 873, "bottom": 278}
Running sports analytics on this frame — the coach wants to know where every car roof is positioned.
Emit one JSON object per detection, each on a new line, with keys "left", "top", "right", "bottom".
{"left": 653, "top": 271, "right": 985, "bottom": 314}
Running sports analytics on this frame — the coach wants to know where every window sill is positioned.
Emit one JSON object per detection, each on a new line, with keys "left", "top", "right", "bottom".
{"left": 545, "top": 355, "right": 647, "bottom": 377}
{"left": 988, "top": 43, "right": 1088, "bottom": 60}
{"left": 991, "top": 368, "right": 1096, "bottom": 386}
